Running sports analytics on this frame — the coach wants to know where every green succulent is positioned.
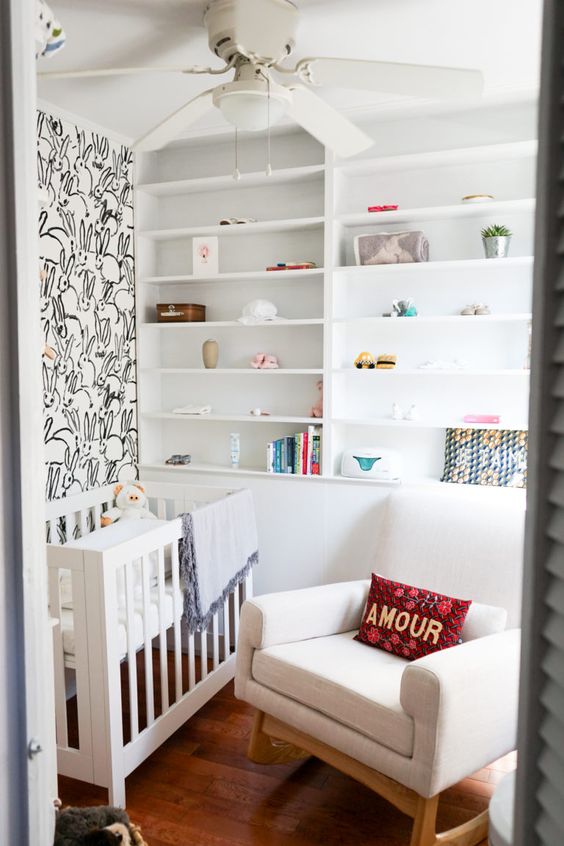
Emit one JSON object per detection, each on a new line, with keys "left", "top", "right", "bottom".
{"left": 481, "top": 224, "right": 513, "bottom": 238}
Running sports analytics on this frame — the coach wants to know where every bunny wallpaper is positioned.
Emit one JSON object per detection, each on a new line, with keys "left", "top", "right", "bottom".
{"left": 38, "top": 111, "right": 138, "bottom": 500}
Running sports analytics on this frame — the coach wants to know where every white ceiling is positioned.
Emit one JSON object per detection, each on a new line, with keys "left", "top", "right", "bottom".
{"left": 37, "top": 0, "right": 543, "bottom": 144}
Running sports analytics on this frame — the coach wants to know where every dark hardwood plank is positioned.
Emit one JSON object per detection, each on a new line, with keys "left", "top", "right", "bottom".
{"left": 59, "top": 680, "right": 514, "bottom": 846}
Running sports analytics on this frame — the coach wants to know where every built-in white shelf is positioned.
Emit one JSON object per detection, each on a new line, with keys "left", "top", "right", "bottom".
{"left": 334, "top": 368, "right": 530, "bottom": 377}
{"left": 140, "top": 367, "right": 323, "bottom": 375}
{"left": 139, "top": 216, "right": 324, "bottom": 241}
{"left": 140, "top": 462, "right": 398, "bottom": 486}
{"left": 135, "top": 106, "right": 536, "bottom": 486}
{"left": 142, "top": 412, "right": 323, "bottom": 424}
{"left": 140, "top": 268, "right": 324, "bottom": 285}
{"left": 137, "top": 164, "right": 325, "bottom": 196}
{"left": 333, "top": 416, "right": 528, "bottom": 430}
{"left": 337, "top": 198, "right": 535, "bottom": 228}
{"left": 333, "top": 314, "right": 532, "bottom": 326}
{"left": 140, "top": 318, "right": 324, "bottom": 329}
{"left": 336, "top": 140, "right": 538, "bottom": 176}
{"left": 332, "top": 256, "right": 534, "bottom": 276}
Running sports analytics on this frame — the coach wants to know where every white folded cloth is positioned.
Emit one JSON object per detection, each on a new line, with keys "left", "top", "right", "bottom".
{"left": 238, "top": 299, "right": 286, "bottom": 325}
{"left": 172, "top": 404, "right": 212, "bottom": 415}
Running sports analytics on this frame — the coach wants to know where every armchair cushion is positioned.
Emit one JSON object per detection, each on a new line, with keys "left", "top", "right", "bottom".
{"left": 252, "top": 630, "right": 414, "bottom": 756}
{"left": 355, "top": 573, "right": 471, "bottom": 660}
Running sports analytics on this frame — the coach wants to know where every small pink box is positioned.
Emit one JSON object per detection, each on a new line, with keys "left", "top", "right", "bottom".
{"left": 463, "top": 414, "right": 501, "bottom": 424}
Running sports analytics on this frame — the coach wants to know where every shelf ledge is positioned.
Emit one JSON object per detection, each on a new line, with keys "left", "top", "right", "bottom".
{"left": 142, "top": 412, "right": 323, "bottom": 424}
{"left": 337, "top": 198, "right": 535, "bottom": 228}
{"left": 140, "top": 368, "right": 323, "bottom": 375}
{"left": 332, "top": 256, "right": 534, "bottom": 276}
{"left": 140, "top": 318, "right": 324, "bottom": 329}
{"left": 136, "top": 163, "right": 325, "bottom": 196}
{"left": 139, "top": 216, "right": 324, "bottom": 240}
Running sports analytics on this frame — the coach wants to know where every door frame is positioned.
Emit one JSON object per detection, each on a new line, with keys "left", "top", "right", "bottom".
{"left": 0, "top": 0, "right": 57, "bottom": 843}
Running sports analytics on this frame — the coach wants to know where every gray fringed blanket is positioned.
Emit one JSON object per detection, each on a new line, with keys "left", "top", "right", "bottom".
{"left": 179, "top": 488, "right": 258, "bottom": 634}
{"left": 354, "top": 230, "right": 429, "bottom": 265}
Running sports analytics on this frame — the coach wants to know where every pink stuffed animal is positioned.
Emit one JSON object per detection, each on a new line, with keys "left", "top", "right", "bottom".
{"left": 311, "top": 379, "right": 323, "bottom": 418}
{"left": 250, "top": 353, "right": 279, "bottom": 369}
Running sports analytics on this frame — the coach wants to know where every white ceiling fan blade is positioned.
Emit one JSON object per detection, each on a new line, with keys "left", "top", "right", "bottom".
{"left": 133, "top": 89, "right": 216, "bottom": 152}
{"left": 38, "top": 66, "right": 195, "bottom": 80}
{"left": 38, "top": 63, "right": 225, "bottom": 81}
{"left": 233, "top": 0, "right": 299, "bottom": 62}
{"left": 298, "top": 58, "right": 484, "bottom": 99}
{"left": 287, "top": 86, "right": 373, "bottom": 158}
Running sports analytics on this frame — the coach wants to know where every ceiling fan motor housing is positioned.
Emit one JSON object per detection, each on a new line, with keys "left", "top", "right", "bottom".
{"left": 204, "top": 0, "right": 298, "bottom": 64}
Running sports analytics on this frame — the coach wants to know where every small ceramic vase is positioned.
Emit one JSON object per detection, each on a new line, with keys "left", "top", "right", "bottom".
{"left": 202, "top": 338, "right": 219, "bottom": 369}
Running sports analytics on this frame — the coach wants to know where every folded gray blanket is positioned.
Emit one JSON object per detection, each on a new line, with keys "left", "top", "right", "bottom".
{"left": 354, "top": 231, "right": 429, "bottom": 265}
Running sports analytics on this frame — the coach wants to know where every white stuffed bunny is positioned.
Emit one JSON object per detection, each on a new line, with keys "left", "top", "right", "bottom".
{"left": 101, "top": 482, "right": 157, "bottom": 527}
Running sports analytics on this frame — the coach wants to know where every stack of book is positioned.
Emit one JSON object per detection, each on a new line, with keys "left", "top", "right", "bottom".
{"left": 267, "top": 426, "right": 321, "bottom": 475}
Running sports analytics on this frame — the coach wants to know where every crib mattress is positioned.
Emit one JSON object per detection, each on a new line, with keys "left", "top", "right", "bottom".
{"left": 61, "top": 578, "right": 182, "bottom": 662}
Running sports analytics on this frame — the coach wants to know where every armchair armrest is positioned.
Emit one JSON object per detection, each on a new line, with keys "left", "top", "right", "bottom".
{"left": 235, "top": 581, "right": 369, "bottom": 700}
{"left": 400, "top": 628, "right": 521, "bottom": 797}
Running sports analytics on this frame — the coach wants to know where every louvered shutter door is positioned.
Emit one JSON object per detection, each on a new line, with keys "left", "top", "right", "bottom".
{"left": 514, "top": 2, "right": 564, "bottom": 844}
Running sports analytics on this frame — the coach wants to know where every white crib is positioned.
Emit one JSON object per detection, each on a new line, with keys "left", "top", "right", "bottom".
{"left": 46, "top": 481, "right": 252, "bottom": 806}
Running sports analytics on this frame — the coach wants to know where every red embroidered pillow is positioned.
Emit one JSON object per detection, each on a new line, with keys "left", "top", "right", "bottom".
{"left": 355, "top": 574, "right": 472, "bottom": 661}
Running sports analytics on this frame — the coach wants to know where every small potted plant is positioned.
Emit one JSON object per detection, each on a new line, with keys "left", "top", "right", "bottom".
{"left": 481, "top": 223, "right": 512, "bottom": 259}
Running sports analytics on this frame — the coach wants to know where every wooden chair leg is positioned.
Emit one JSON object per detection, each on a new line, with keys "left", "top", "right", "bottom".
{"left": 411, "top": 796, "right": 440, "bottom": 846}
{"left": 247, "top": 710, "right": 310, "bottom": 765}
{"left": 411, "top": 794, "right": 488, "bottom": 846}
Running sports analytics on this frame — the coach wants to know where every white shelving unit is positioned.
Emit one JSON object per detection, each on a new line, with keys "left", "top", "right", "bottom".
{"left": 134, "top": 98, "right": 535, "bottom": 484}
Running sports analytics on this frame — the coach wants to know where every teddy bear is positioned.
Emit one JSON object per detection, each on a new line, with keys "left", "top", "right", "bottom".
{"left": 100, "top": 482, "right": 157, "bottom": 528}
{"left": 54, "top": 804, "right": 148, "bottom": 846}
{"left": 310, "top": 379, "right": 323, "bottom": 418}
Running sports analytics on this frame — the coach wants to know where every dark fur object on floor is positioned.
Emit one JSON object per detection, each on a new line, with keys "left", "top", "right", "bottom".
{"left": 54, "top": 806, "right": 139, "bottom": 846}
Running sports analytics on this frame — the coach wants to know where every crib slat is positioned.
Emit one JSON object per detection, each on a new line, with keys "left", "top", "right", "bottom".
{"left": 188, "top": 630, "right": 196, "bottom": 691}
{"left": 48, "top": 567, "right": 68, "bottom": 748}
{"left": 212, "top": 612, "right": 219, "bottom": 671}
{"left": 157, "top": 498, "right": 167, "bottom": 520}
{"left": 200, "top": 628, "right": 208, "bottom": 681}
{"left": 124, "top": 560, "right": 139, "bottom": 741}
{"left": 79, "top": 508, "right": 88, "bottom": 538}
{"left": 141, "top": 553, "right": 155, "bottom": 727}
{"left": 93, "top": 503, "right": 102, "bottom": 530}
{"left": 65, "top": 512, "right": 77, "bottom": 543}
{"left": 171, "top": 541, "right": 182, "bottom": 702}
{"left": 71, "top": 568, "right": 93, "bottom": 758}
{"left": 233, "top": 583, "right": 240, "bottom": 647}
{"left": 48, "top": 518, "right": 57, "bottom": 544}
{"left": 223, "top": 595, "right": 230, "bottom": 661}
{"left": 157, "top": 547, "right": 169, "bottom": 713}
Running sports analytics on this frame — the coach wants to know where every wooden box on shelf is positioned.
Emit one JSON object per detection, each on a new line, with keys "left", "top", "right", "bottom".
{"left": 156, "top": 303, "right": 206, "bottom": 323}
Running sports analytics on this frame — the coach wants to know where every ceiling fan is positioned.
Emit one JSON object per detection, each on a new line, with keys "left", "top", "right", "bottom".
{"left": 38, "top": 0, "right": 484, "bottom": 158}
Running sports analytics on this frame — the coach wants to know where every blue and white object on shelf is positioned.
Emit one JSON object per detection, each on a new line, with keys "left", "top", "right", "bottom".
{"left": 341, "top": 448, "right": 402, "bottom": 481}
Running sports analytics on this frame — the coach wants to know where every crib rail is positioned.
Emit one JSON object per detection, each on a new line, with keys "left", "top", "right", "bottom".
{"left": 46, "top": 481, "right": 250, "bottom": 806}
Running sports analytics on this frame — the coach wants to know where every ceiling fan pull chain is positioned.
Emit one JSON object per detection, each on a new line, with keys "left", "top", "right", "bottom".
{"left": 266, "top": 76, "right": 272, "bottom": 177}
{"left": 233, "top": 128, "right": 241, "bottom": 181}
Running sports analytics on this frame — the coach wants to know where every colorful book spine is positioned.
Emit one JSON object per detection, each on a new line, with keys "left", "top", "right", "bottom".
{"left": 312, "top": 431, "right": 321, "bottom": 475}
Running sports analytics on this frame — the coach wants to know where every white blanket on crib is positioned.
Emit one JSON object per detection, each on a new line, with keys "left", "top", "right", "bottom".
{"left": 179, "top": 488, "right": 258, "bottom": 633}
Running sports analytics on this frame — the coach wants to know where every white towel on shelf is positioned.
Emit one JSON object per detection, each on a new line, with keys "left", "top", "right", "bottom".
{"left": 179, "top": 488, "right": 258, "bottom": 633}
{"left": 172, "top": 404, "right": 212, "bottom": 415}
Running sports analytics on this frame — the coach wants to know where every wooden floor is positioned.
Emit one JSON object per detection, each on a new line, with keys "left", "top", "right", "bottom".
{"left": 59, "top": 680, "right": 516, "bottom": 846}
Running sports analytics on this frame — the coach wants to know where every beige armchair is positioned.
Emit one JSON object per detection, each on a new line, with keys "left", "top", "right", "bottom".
{"left": 235, "top": 488, "right": 525, "bottom": 846}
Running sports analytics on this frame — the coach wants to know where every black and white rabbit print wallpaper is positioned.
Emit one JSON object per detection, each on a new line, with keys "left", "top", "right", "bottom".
{"left": 38, "top": 111, "right": 138, "bottom": 500}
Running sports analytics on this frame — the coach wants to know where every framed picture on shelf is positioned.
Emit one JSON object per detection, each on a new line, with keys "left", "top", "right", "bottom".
{"left": 193, "top": 235, "right": 219, "bottom": 276}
